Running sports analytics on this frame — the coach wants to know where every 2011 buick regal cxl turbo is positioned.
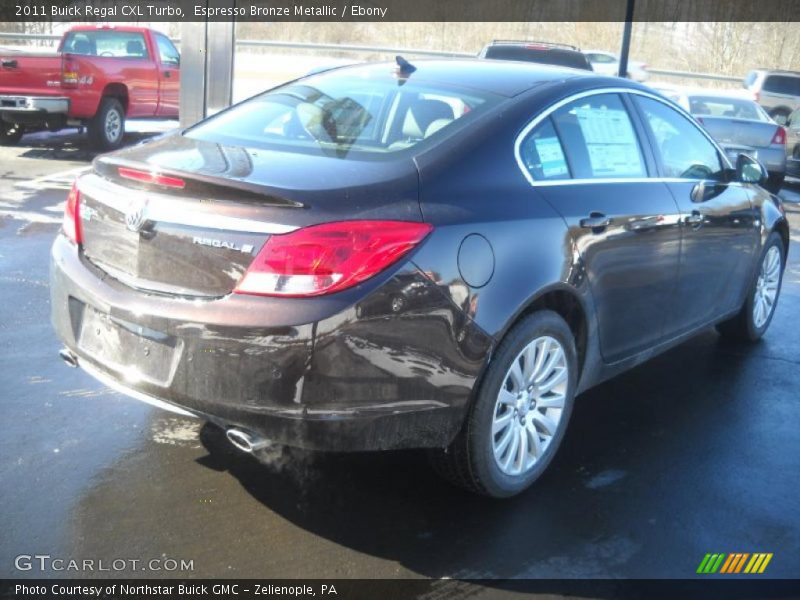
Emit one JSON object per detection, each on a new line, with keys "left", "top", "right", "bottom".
{"left": 51, "top": 59, "right": 789, "bottom": 498}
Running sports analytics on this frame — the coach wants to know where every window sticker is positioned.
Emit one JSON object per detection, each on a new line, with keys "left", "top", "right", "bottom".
{"left": 574, "top": 107, "right": 644, "bottom": 176}
{"left": 533, "top": 136, "right": 569, "bottom": 178}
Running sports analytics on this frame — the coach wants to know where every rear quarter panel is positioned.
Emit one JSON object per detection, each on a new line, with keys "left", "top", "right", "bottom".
{"left": 411, "top": 91, "right": 595, "bottom": 342}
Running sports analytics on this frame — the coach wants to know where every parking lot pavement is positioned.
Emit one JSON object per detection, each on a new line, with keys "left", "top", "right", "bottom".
{"left": 1, "top": 133, "right": 800, "bottom": 585}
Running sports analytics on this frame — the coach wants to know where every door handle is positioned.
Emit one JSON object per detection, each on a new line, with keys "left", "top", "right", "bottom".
{"left": 164, "top": 71, "right": 172, "bottom": 78}
{"left": 580, "top": 213, "right": 612, "bottom": 230}
{"left": 691, "top": 181, "right": 706, "bottom": 203}
{"left": 685, "top": 210, "right": 704, "bottom": 226}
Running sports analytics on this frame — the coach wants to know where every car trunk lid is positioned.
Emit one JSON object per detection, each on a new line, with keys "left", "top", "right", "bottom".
{"left": 0, "top": 52, "right": 65, "bottom": 96}
{"left": 698, "top": 116, "right": 778, "bottom": 149}
{"left": 78, "top": 133, "right": 421, "bottom": 298}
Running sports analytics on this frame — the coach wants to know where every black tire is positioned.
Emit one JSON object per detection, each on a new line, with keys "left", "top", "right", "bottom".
{"left": 87, "top": 97, "right": 125, "bottom": 151}
{"left": 0, "top": 122, "right": 24, "bottom": 145}
{"left": 765, "top": 172, "right": 785, "bottom": 195}
{"left": 429, "top": 310, "right": 578, "bottom": 498}
{"left": 717, "top": 231, "right": 785, "bottom": 342}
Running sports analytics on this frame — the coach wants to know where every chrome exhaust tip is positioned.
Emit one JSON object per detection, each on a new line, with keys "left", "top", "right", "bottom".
{"left": 226, "top": 427, "right": 270, "bottom": 453}
{"left": 59, "top": 348, "right": 78, "bottom": 368}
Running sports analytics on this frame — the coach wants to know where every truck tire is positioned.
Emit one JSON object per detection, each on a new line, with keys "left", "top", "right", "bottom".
{"left": 0, "top": 122, "right": 24, "bottom": 146}
{"left": 88, "top": 97, "right": 125, "bottom": 151}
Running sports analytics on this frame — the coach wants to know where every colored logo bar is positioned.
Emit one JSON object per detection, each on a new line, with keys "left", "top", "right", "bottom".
{"left": 697, "top": 553, "right": 773, "bottom": 574}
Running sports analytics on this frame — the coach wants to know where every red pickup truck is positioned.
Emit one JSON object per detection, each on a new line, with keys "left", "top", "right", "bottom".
{"left": 0, "top": 25, "right": 180, "bottom": 150}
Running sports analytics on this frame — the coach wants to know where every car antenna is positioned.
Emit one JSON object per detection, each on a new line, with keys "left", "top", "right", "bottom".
{"left": 394, "top": 55, "right": 416, "bottom": 85}
{"left": 395, "top": 55, "right": 417, "bottom": 73}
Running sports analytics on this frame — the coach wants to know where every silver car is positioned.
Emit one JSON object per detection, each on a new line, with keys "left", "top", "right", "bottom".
{"left": 658, "top": 88, "right": 787, "bottom": 193}
{"left": 583, "top": 50, "right": 649, "bottom": 82}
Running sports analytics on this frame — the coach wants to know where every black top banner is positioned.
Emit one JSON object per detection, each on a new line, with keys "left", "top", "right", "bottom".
{"left": 1, "top": 0, "right": 799, "bottom": 22}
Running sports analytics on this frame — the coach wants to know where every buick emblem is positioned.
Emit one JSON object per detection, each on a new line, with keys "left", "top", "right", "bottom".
{"left": 125, "top": 198, "right": 149, "bottom": 233}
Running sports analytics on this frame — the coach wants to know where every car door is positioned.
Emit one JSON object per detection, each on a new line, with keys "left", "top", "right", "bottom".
{"left": 154, "top": 33, "right": 180, "bottom": 117}
{"left": 631, "top": 94, "right": 759, "bottom": 336}
{"left": 518, "top": 91, "right": 682, "bottom": 363}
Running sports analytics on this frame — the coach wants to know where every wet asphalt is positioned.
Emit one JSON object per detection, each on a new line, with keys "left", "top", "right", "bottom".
{"left": 1, "top": 129, "right": 799, "bottom": 584}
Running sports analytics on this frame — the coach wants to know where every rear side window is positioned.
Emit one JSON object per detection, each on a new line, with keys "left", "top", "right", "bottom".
{"left": 519, "top": 119, "right": 570, "bottom": 181}
{"left": 155, "top": 34, "right": 180, "bottom": 66}
{"left": 688, "top": 96, "right": 766, "bottom": 121}
{"left": 587, "top": 53, "right": 616, "bottom": 64}
{"left": 187, "top": 73, "right": 501, "bottom": 158}
{"left": 635, "top": 96, "right": 724, "bottom": 180}
{"left": 763, "top": 75, "right": 800, "bottom": 96}
{"left": 549, "top": 93, "right": 647, "bottom": 179}
{"left": 62, "top": 31, "right": 149, "bottom": 59}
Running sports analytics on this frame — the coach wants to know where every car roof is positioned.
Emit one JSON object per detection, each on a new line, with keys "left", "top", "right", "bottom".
{"left": 328, "top": 58, "right": 597, "bottom": 97}
{"left": 685, "top": 91, "right": 756, "bottom": 101}
{"left": 484, "top": 40, "right": 579, "bottom": 51}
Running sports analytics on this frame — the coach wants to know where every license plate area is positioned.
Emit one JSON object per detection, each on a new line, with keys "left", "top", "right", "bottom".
{"left": 77, "top": 304, "right": 180, "bottom": 386}
{"left": 726, "top": 148, "right": 757, "bottom": 162}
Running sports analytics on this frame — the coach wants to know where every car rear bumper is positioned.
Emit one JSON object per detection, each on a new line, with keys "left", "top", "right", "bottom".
{"left": 0, "top": 94, "right": 69, "bottom": 113}
{"left": 50, "top": 234, "right": 492, "bottom": 451}
{"left": 721, "top": 144, "right": 786, "bottom": 174}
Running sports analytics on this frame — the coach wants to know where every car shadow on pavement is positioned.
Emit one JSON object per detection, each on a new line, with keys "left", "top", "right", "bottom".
{"left": 12, "top": 130, "right": 152, "bottom": 163}
{"left": 195, "top": 330, "right": 760, "bottom": 579}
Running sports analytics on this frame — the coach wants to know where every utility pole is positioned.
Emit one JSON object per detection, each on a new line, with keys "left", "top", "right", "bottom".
{"left": 618, "top": 0, "right": 635, "bottom": 78}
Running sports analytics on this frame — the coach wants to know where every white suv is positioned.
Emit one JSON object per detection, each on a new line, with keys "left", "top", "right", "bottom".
{"left": 744, "top": 70, "right": 800, "bottom": 125}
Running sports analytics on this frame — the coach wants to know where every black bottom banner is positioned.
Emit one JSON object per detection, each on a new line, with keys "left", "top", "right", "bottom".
{"left": 2, "top": 579, "right": 800, "bottom": 600}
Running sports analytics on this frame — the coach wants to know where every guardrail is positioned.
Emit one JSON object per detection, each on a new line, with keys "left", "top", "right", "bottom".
{"left": 0, "top": 32, "right": 745, "bottom": 84}
{"left": 648, "top": 68, "right": 742, "bottom": 83}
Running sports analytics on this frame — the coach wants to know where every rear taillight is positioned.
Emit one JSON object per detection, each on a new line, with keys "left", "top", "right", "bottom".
{"left": 63, "top": 181, "right": 82, "bottom": 244}
{"left": 61, "top": 57, "right": 79, "bottom": 88}
{"left": 118, "top": 167, "right": 185, "bottom": 188}
{"left": 754, "top": 91, "right": 760, "bottom": 103}
{"left": 234, "top": 220, "right": 433, "bottom": 297}
{"left": 772, "top": 126, "right": 787, "bottom": 146}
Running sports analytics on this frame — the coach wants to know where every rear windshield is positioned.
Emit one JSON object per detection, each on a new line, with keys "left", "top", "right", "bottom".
{"left": 62, "top": 31, "right": 149, "bottom": 59}
{"left": 483, "top": 46, "right": 592, "bottom": 71}
{"left": 688, "top": 96, "right": 768, "bottom": 121}
{"left": 186, "top": 71, "right": 501, "bottom": 158}
{"left": 763, "top": 75, "right": 800, "bottom": 96}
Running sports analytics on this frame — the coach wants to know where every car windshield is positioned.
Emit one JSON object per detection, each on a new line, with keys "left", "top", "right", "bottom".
{"left": 688, "top": 96, "right": 767, "bottom": 121}
{"left": 186, "top": 71, "right": 501, "bottom": 158}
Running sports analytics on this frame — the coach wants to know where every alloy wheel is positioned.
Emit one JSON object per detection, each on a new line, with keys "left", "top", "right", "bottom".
{"left": 105, "top": 109, "right": 122, "bottom": 143}
{"left": 753, "top": 246, "right": 781, "bottom": 329}
{"left": 492, "top": 335, "right": 567, "bottom": 476}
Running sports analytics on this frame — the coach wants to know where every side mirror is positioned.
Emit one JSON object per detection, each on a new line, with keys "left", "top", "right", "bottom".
{"left": 735, "top": 153, "right": 768, "bottom": 185}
